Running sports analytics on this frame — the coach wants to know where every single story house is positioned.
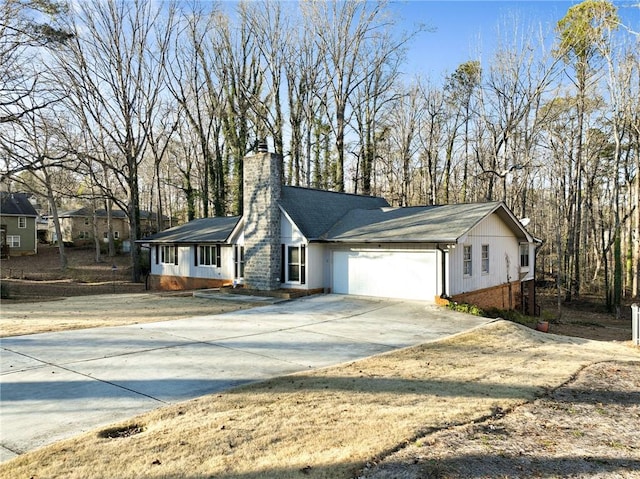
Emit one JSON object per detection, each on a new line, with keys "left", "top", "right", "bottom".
{"left": 50, "top": 206, "right": 169, "bottom": 246}
{"left": 140, "top": 148, "right": 540, "bottom": 314}
{"left": 0, "top": 191, "right": 39, "bottom": 257}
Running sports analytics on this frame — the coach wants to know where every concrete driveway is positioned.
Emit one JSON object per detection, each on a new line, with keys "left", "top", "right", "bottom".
{"left": 0, "top": 294, "right": 490, "bottom": 462}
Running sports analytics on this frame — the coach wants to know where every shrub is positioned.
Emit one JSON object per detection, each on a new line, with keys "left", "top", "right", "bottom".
{"left": 447, "top": 301, "right": 485, "bottom": 317}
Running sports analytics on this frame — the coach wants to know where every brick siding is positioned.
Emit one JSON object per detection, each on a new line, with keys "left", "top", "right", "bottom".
{"left": 148, "top": 275, "right": 231, "bottom": 291}
{"left": 450, "top": 280, "right": 522, "bottom": 311}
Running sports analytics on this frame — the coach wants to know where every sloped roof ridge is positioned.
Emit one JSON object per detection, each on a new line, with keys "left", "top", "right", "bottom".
{"left": 140, "top": 215, "right": 241, "bottom": 244}
{"left": 321, "top": 200, "right": 510, "bottom": 243}
{"left": 279, "top": 186, "right": 389, "bottom": 240}
{"left": 282, "top": 184, "right": 387, "bottom": 201}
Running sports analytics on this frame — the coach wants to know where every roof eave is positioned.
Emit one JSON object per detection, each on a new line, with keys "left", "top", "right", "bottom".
{"left": 317, "top": 238, "right": 458, "bottom": 244}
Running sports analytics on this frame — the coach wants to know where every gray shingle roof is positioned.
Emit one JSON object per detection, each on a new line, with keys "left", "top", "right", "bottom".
{"left": 141, "top": 216, "right": 240, "bottom": 244}
{"left": 58, "top": 207, "right": 163, "bottom": 220}
{"left": 0, "top": 192, "right": 38, "bottom": 217}
{"left": 322, "top": 202, "right": 525, "bottom": 243}
{"left": 279, "top": 186, "right": 389, "bottom": 239}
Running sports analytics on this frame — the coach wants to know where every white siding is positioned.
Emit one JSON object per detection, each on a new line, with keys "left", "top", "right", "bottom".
{"left": 520, "top": 243, "right": 536, "bottom": 282}
{"left": 150, "top": 244, "right": 234, "bottom": 281}
{"left": 306, "top": 243, "right": 325, "bottom": 289}
{"left": 449, "top": 213, "right": 520, "bottom": 295}
{"left": 280, "top": 212, "right": 316, "bottom": 290}
{"left": 280, "top": 212, "right": 305, "bottom": 243}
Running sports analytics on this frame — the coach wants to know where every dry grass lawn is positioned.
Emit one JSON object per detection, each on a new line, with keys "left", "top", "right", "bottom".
{"left": 0, "top": 293, "right": 255, "bottom": 337}
{"left": 1, "top": 320, "right": 638, "bottom": 479}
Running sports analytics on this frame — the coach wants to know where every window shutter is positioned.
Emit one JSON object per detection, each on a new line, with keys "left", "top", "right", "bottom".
{"left": 301, "top": 245, "right": 306, "bottom": 285}
{"left": 281, "top": 244, "right": 285, "bottom": 283}
{"left": 194, "top": 246, "right": 198, "bottom": 266}
{"left": 155, "top": 245, "right": 159, "bottom": 265}
{"left": 233, "top": 246, "right": 238, "bottom": 278}
{"left": 216, "top": 245, "right": 221, "bottom": 268}
{"left": 174, "top": 246, "right": 179, "bottom": 265}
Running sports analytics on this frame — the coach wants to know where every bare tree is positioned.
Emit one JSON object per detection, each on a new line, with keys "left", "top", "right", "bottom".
{"left": 166, "top": 4, "right": 229, "bottom": 217}
{"left": 442, "top": 61, "right": 481, "bottom": 203}
{"left": 243, "top": 0, "right": 287, "bottom": 157}
{"left": 0, "top": 0, "right": 71, "bottom": 125}
{"left": 416, "top": 79, "right": 446, "bottom": 205}
{"left": 56, "top": 0, "right": 174, "bottom": 282}
{"left": 0, "top": 105, "right": 71, "bottom": 269}
{"left": 384, "top": 84, "right": 422, "bottom": 206}
{"left": 301, "top": 0, "right": 400, "bottom": 192}
{"left": 207, "top": 3, "right": 264, "bottom": 214}
{"left": 555, "top": 0, "right": 619, "bottom": 300}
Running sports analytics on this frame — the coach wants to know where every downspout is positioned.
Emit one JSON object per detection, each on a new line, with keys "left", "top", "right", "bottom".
{"left": 436, "top": 244, "right": 450, "bottom": 300}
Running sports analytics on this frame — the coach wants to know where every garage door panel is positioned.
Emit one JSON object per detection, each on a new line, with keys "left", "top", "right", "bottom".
{"left": 332, "top": 250, "right": 437, "bottom": 301}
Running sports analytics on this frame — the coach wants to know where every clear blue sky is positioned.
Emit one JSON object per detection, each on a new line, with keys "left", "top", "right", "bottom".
{"left": 391, "top": 0, "right": 640, "bottom": 81}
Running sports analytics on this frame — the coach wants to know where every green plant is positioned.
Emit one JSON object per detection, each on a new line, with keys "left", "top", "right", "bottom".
{"left": 447, "top": 301, "right": 485, "bottom": 316}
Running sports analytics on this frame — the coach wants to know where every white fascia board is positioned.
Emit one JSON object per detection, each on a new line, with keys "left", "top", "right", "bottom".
{"left": 494, "top": 202, "right": 535, "bottom": 243}
{"left": 227, "top": 217, "right": 245, "bottom": 244}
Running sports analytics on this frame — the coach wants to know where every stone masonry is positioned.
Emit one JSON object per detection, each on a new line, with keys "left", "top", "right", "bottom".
{"left": 242, "top": 148, "right": 283, "bottom": 290}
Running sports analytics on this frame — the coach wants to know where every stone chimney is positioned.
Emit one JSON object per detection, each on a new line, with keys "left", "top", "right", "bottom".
{"left": 242, "top": 146, "right": 282, "bottom": 290}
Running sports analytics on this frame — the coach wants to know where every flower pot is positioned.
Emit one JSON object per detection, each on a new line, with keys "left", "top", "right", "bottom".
{"left": 535, "top": 321, "right": 549, "bottom": 333}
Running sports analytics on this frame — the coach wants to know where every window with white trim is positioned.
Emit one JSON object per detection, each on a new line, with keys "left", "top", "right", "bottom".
{"left": 197, "top": 245, "right": 221, "bottom": 267}
{"left": 481, "top": 244, "right": 489, "bottom": 274}
{"left": 161, "top": 245, "right": 178, "bottom": 265}
{"left": 18, "top": 217, "right": 26, "bottom": 228}
{"left": 7, "top": 235, "right": 20, "bottom": 247}
{"left": 114, "top": 231, "right": 120, "bottom": 239}
{"left": 234, "top": 245, "right": 245, "bottom": 278}
{"left": 285, "top": 244, "right": 306, "bottom": 284}
{"left": 463, "top": 245, "right": 472, "bottom": 276}
{"left": 520, "top": 244, "right": 530, "bottom": 268}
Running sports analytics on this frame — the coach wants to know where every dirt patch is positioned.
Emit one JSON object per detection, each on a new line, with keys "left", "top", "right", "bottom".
{"left": 1, "top": 244, "right": 145, "bottom": 300}
{"left": 1, "top": 244, "right": 135, "bottom": 282}
{"left": 536, "top": 290, "right": 636, "bottom": 343}
{"left": 358, "top": 361, "right": 640, "bottom": 479}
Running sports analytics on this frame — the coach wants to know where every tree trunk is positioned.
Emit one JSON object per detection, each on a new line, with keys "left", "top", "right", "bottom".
{"left": 46, "top": 183, "right": 67, "bottom": 271}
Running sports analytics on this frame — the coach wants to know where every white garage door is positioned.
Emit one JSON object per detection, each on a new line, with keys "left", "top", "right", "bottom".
{"left": 332, "top": 250, "right": 438, "bottom": 301}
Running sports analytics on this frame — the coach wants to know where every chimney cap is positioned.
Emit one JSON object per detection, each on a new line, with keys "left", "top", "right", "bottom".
{"left": 257, "top": 140, "right": 268, "bottom": 153}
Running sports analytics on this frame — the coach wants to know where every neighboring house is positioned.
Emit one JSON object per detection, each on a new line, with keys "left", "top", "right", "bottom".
{"left": 0, "top": 192, "right": 39, "bottom": 257}
{"left": 50, "top": 207, "right": 168, "bottom": 245}
{"left": 141, "top": 148, "right": 540, "bottom": 314}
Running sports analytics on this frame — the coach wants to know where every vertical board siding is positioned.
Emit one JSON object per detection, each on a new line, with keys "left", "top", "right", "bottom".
{"left": 449, "top": 213, "right": 521, "bottom": 296}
